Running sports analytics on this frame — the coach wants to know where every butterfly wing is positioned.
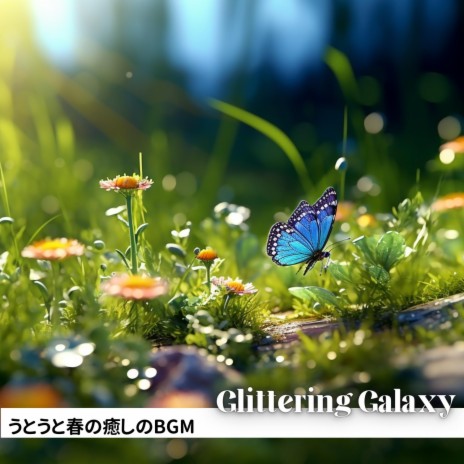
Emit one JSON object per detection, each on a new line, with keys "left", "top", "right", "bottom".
{"left": 267, "top": 222, "right": 314, "bottom": 266}
{"left": 266, "top": 187, "right": 338, "bottom": 269}
{"left": 312, "top": 187, "right": 338, "bottom": 250}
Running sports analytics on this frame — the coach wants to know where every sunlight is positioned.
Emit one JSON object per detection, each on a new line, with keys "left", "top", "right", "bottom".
{"left": 29, "top": 0, "right": 78, "bottom": 66}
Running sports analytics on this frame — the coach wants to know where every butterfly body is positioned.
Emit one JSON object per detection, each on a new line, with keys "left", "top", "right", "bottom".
{"left": 266, "top": 187, "right": 337, "bottom": 275}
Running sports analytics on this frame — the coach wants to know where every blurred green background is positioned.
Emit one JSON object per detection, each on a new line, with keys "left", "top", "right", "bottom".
{"left": 1, "top": 0, "right": 463, "bottom": 248}
{"left": 1, "top": 0, "right": 464, "bottom": 459}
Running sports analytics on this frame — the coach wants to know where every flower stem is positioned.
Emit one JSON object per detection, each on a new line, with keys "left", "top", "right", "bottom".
{"left": 206, "top": 264, "right": 212, "bottom": 293}
{"left": 50, "top": 261, "right": 61, "bottom": 327}
{"left": 126, "top": 194, "right": 138, "bottom": 274}
{"left": 223, "top": 294, "right": 231, "bottom": 315}
{"left": 173, "top": 255, "right": 196, "bottom": 296}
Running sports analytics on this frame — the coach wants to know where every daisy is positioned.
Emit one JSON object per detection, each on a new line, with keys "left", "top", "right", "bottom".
{"left": 21, "top": 238, "right": 84, "bottom": 260}
{"left": 102, "top": 274, "right": 168, "bottom": 300}
{"left": 99, "top": 175, "right": 153, "bottom": 193}
{"left": 195, "top": 248, "right": 218, "bottom": 262}
{"left": 211, "top": 277, "right": 257, "bottom": 295}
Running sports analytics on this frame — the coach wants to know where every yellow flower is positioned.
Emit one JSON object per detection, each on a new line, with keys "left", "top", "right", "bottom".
{"left": 195, "top": 248, "right": 218, "bottom": 262}
{"left": 211, "top": 276, "right": 257, "bottom": 295}
{"left": 356, "top": 214, "right": 377, "bottom": 228}
{"left": 21, "top": 238, "right": 84, "bottom": 260}
{"left": 335, "top": 201, "right": 355, "bottom": 222}
{"left": 432, "top": 192, "right": 464, "bottom": 212}
{"left": 99, "top": 175, "right": 153, "bottom": 192}
{"left": 102, "top": 274, "right": 168, "bottom": 300}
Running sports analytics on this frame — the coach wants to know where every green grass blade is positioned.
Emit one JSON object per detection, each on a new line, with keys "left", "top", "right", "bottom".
{"left": 209, "top": 99, "right": 313, "bottom": 194}
{"left": 27, "top": 214, "right": 61, "bottom": 244}
{"left": 324, "top": 47, "right": 359, "bottom": 102}
{"left": 0, "top": 162, "right": 11, "bottom": 217}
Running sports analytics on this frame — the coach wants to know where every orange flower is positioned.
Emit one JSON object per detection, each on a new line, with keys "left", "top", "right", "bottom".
{"left": 335, "top": 201, "right": 355, "bottom": 222}
{"left": 102, "top": 274, "right": 168, "bottom": 300}
{"left": 0, "top": 383, "right": 63, "bottom": 408}
{"left": 195, "top": 248, "right": 218, "bottom": 262}
{"left": 21, "top": 238, "right": 84, "bottom": 260}
{"left": 211, "top": 277, "right": 257, "bottom": 295}
{"left": 147, "top": 390, "right": 212, "bottom": 408}
{"left": 432, "top": 193, "right": 464, "bottom": 212}
{"left": 440, "top": 136, "right": 464, "bottom": 154}
{"left": 99, "top": 175, "right": 153, "bottom": 192}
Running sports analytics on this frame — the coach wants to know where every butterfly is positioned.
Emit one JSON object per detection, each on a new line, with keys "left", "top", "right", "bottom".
{"left": 266, "top": 187, "right": 338, "bottom": 275}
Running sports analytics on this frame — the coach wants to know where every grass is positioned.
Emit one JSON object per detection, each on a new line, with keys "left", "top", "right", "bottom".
{"left": 1, "top": 40, "right": 464, "bottom": 460}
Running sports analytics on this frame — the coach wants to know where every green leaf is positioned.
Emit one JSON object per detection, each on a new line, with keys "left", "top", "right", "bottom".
{"left": 135, "top": 223, "right": 149, "bottom": 244}
{"left": 367, "top": 265, "right": 390, "bottom": 284}
{"left": 375, "top": 231, "right": 405, "bottom": 271}
{"left": 328, "top": 262, "right": 354, "bottom": 283}
{"left": 168, "top": 294, "right": 187, "bottom": 312}
{"left": 117, "top": 215, "right": 129, "bottom": 227}
{"left": 67, "top": 286, "right": 82, "bottom": 299}
{"left": 185, "top": 333, "right": 208, "bottom": 348}
{"left": 105, "top": 205, "right": 126, "bottom": 216}
{"left": 32, "top": 280, "right": 51, "bottom": 303}
{"left": 289, "top": 286, "right": 341, "bottom": 310}
{"left": 115, "top": 249, "right": 130, "bottom": 270}
{"left": 352, "top": 235, "right": 377, "bottom": 264}
{"left": 166, "top": 243, "right": 186, "bottom": 258}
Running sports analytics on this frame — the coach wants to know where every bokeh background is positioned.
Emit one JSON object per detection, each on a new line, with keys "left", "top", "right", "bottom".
{"left": 1, "top": 0, "right": 464, "bottom": 460}
{"left": 1, "top": 0, "right": 463, "bottom": 245}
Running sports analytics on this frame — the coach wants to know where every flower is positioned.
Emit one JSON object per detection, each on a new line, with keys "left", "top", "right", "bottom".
{"left": 440, "top": 136, "right": 464, "bottom": 154}
{"left": 21, "top": 238, "right": 85, "bottom": 260}
{"left": 335, "top": 201, "right": 355, "bottom": 222}
{"left": 432, "top": 193, "right": 464, "bottom": 212}
{"left": 102, "top": 274, "right": 168, "bottom": 300}
{"left": 356, "top": 214, "right": 377, "bottom": 228}
{"left": 99, "top": 175, "right": 153, "bottom": 193}
{"left": 146, "top": 390, "right": 212, "bottom": 408}
{"left": 195, "top": 248, "right": 218, "bottom": 262}
{"left": 0, "top": 383, "right": 63, "bottom": 408}
{"left": 211, "top": 277, "right": 257, "bottom": 295}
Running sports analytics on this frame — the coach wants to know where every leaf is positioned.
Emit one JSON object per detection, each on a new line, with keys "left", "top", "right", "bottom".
{"left": 375, "top": 231, "right": 405, "bottom": 271}
{"left": 289, "top": 286, "right": 341, "bottom": 310}
{"left": 115, "top": 249, "right": 130, "bottom": 270}
{"left": 352, "top": 235, "right": 377, "bottom": 264}
{"left": 168, "top": 294, "right": 187, "bottom": 311}
{"left": 105, "top": 205, "right": 126, "bottom": 216}
{"left": 367, "top": 264, "right": 390, "bottom": 284}
{"left": 135, "top": 223, "right": 149, "bottom": 244}
{"left": 32, "top": 280, "right": 51, "bottom": 303}
{"left": 117, "top": 215, "right": 129, "bottom": 227}
{"left": 166, "top": 243, "right": 186, "bottom": 258}
{"left": 328, "top": 262, "right": 354, "bottom": 283}
{"left": 67, "top": 286, "right": 82, "bottom": 299}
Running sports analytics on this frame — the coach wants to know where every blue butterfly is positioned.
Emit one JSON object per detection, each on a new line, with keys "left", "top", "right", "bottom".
{"left": 266, "top": 187, "right": 338, "bottom": 275}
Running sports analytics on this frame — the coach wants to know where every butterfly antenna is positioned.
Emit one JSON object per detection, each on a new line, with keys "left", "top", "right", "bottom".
{"left": 296, "top": 263, "right": 305, "bottom": 275}
{"left": 327, "top": 237, "right": 351, "bottom": 252}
